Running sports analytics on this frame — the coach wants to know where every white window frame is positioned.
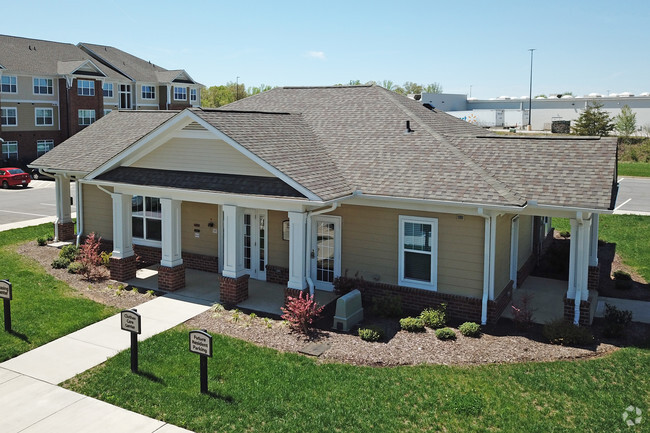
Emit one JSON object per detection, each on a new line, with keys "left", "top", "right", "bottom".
{"left": 36, "top": 139, "right": 54, "bottom": 156}
{"left": 190, "top": 88, "right": 197, "bottom": 102}
{"left": 33, "top": 77, "right": 53, "bottom": 95}
{"left": 78, "top": 109, "right": 96, "bottom": 126}
{"left": 103, "top": 82, "right": 114, "bottom": 98}
{"left": 2, "top": 141, "right": 19, "bottom": 160}
{"left": 141, "top": 85, "right": 156, "bottom": 100}
{"left": 1, "top": 75, "right": 17, "bottom": 93}
{"left": 173, "top": 86, "right": 187, "bottom": 100}
{"left": 132, "top": 195, "right": 162, "bottom": 246}
{"left": 1, "top": 107, "right": 18, "bottom": 127}
{"left": 398, "top": 215, "right": 438, "bottom": 291}
{"left": 77, "top": 79, "right": 95, "bottom": 96}
{"left": 34, "top": 107, "right": 54, "bottom": 126}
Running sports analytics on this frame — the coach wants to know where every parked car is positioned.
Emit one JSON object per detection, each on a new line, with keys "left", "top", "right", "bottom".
{"left": 0, "top": 167, "right": 31, "bottom": 188}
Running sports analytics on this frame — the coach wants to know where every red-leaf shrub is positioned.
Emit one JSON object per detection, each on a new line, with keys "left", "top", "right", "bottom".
{"left": 281, "top": 291, "right": 324, "bottom": 335}
{"left": 511, "top": 292, "right": 536, "bottom": 329}
{"left": 78, "top": 232, "right": 104, "bottom": 280}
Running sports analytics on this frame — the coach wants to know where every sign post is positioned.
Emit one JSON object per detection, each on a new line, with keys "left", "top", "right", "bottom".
{"left": 0, "top": 280, "right": 12, "bottom": 332}
{"left": 120, "top": 309, "right": 141, "bottom": 373}
{"left": 189, "top": 329, "right": 212, "bottom": 394}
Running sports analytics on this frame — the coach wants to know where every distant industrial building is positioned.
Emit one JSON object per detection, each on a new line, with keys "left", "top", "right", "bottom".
{"left": 421, "top": 92, "right": 650, "bottom": 132}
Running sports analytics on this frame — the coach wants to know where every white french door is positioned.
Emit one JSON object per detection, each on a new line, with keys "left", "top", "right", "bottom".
{"left": 243, "top": 209, "right": 267, "bottom": 280}
{"left": 310, "top": 215, "right": 341, "bottom": 291}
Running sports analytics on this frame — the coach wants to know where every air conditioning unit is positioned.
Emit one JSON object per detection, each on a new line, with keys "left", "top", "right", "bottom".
{"left": 332, "top": 289, "right": 363, "bottom": 332}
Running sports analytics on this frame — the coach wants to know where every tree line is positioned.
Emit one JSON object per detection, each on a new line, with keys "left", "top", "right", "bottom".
{"left": 201, "top": 80, "right": 442, "bottom": 108}
{"left": 572, "top": 102, "right": 637, "bottom": 138}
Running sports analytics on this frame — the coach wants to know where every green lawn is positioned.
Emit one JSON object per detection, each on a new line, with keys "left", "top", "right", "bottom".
{"left": 64, "top": 328, "right": 649, "bottom": 433}
{"left": 618, "top": 162, "right": 650, "bottom": 177}
{"left": 0, "top": 224, "right": 118, "bottom": 361}
{"left": 553, "top": 215, "right": 650, "bottom": 282}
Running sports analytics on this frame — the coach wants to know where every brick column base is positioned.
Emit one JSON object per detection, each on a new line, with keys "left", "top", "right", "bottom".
{"left": 563, "top": 296, "right": 592, "bottom": 326}
{"left": 109, "top": 255, "right": 137, "bottom": 282}
{"left": 158, "top": 264, "right": 186, "bottom": 291}
{"left": 284, "top": 287, "right": 306, "bottom": 304}
{"left": 219, "top": 274, "right": 249, "bottom": 306}
{"left": 56, "top": 221, "right": 75, "bottom": 241}
{"left": 588, "top": 265, "right": 600, "bottom": 291}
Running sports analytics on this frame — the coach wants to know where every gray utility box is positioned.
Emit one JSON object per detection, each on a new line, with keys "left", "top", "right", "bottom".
{"left": 332, "top": 289, "right": 363, "bottom": 332}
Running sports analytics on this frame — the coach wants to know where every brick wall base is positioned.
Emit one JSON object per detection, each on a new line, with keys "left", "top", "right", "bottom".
{"left": 588, "top": 264, "right": 600, "bottom": 291}
{"left": 158, "top": 264, "right": 186, "bottom": 291}
{"left": 267, "top": 265, "right": 289, "bottom": 285}
{"left": 131, "top": 244, "right": 218, "bottom": 272}
{"left": 489, "top": 281, "right": 514, "bottom": 324}
{"left": 109, "top": 255, "right": 137, "bottom": 282}
{"left": 563, "top": 296, "right": 592, "bottom": 326}
{"left": 517, "top": 254, "right": 536, "bottom": 287}
{"left": 56, "top": 221, "right": 75, "bottom": 241}
{"left": 219, "top": 274, "right": 249, "bottom": 306}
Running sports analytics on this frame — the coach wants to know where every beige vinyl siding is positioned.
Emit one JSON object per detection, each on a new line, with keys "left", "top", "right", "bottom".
{"left": 82, "top": 184, "right": 113, "bottom": 239}
{"left": 518, "top": 214, "right": 533, "bottom": 269}
{"left": 329, "top": 205, "right": 485, "bottom": 299}
{"left": 128, "top": 137, "right": 275, "bottom": 177}
{"left": 268, "top": 210, "right": 289, "bottom": 268}
{"left": 494, "top": 214, "right": 512, "bottom": 298}
{"left": 7, "top": 103, "right": 59, "bottom": 131}
{"left": 180, "top": 202, "right": 219, "bottom": 256}
{"left": 14, "top": 75, "right": 59, "bottom": 101}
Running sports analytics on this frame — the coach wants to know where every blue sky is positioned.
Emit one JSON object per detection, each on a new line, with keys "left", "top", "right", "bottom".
{"left": 3, "top": 0, "right": 649, "bottom": 99}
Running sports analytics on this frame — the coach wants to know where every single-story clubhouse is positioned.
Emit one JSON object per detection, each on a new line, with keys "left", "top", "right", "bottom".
{"left": 30, "top": 85, "right": 618, "bottom": 326}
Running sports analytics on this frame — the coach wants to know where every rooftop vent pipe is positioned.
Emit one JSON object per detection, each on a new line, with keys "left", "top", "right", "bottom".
{"left": 405, "top": 120, "right": 413, "bottom": 133}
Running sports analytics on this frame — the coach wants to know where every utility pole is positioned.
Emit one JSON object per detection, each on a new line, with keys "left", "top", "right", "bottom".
{"left": 528, "top": 49, "right": 536, "bottom": 130}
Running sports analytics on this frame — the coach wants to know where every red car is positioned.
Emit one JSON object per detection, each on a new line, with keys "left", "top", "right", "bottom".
{"left": 0, "top": 167, "right": 31, "bottom": 188}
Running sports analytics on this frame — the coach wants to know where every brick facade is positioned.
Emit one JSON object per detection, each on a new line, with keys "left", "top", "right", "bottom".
{"left": 219, "top": 274, "right": 249, "bottom": 306}
{"left": 158, "top": 264, "right": 186, "bottom": 291}
{"left": 0, "top": 130, "right": 66, "bottom": 166}
{"left": 109, "top": 255, "right": 137, "bottom": 282}
{"left": 563, "top": 296, "right": 592, "bottom": 326}
{"left": 61, "top": 77, "right": 105, "bottom": 137}
{"left": 266, "top": 265, "right": 289, "bottom": 285}
{"left": 56, "top": 221, "right": 75, "bottom": 241}
{"left": 131, "top": 244, "right": 218, "bottom": 273}
{"left": 588, "top": 264, "right": 600, "bottom": 291}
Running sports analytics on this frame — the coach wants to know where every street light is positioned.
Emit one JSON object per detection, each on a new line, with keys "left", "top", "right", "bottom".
{"left": 528, "top": 49, "right": 536, "bottom": 130}
{"left": 236, "top": 76, "right": 240, "bottom": 100}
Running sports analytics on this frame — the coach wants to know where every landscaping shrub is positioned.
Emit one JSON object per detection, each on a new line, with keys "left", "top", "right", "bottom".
{"left": 358, "top": 325, "right": 384, "bottom": 342}
{"left": 36, "top": 236, "right": 48, "bottom": 246}
{"left": 77, "top": 233, "right": 104, "bottom": 280}
{"left": 459, "top": 322, "right": 481, "bottom": 337}
{"left": 420, "top": 304, "right": 447, "bottom": 329}
{"left": 399, "top": 316, "right": 425, "bottom": 332}
{"left": 543, "top": 319, "right": 594, "bottom": 346}
{"left": 100, "top": 251, "right": 112, "bottom": 268}
{"left": 613, "top": 270, "right": 633, "bottom": 290}
{"left": 602, "top": 304, "right": 633, "bottom": 338}
{"left": 559, "top": 230, "right": 570, "bottom": 239}
{"left": 67, "top": 261, "right": 87, "bottom": 274}
{"left": 51, "top": 257, "right": 71, "bottom": 269}
{"left": 435, "top": 327, "right": 456, "bottom": 340}
{"left": 511, "top": 292, "right": 536, "bottom": 329}
{"left": 370, "top": 295, "right": 403, "bottom": 318}
{"left": 60, "top": 244, "right": 79, "bottom": 262}
{"left": 281, "top": 291, "right": 325, "bottom": 335}
{"left": 333, "top": 271, "right": 366, "bottom": 296}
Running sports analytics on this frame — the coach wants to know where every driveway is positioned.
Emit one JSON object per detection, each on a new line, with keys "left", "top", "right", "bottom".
{"left": 614, "top": 177, "right": 650, "bottom": 215}
{"left": 0, "top": 180, "right": 76, "bottom": 226}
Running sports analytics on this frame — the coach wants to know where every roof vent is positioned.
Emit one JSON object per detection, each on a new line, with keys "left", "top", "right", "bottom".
{"left": 405, "top": 120, "right": 414, "bottom": 133}
{"left": 423, "top": 103, "right": 434, "bottom": 110}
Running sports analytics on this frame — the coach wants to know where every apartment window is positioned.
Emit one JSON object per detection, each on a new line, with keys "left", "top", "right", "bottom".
{"left": 78, "top": 109, "right": 96, "bottom": 126}
{"left": 398, "top": 215, "right": 438, "bottom": 290}
{"left": 141, "top": 85, "right": 156, "bottom": 99}
{"left": 35, "top": 108, "right": 54, "bottom": 126}
{"left": 190, "top": 88, "right": 197, "bottom": 102}
{"left": 77, "top": 79, "right": 95, "bottom": 96}
{"left": 1, "top": 107, "right": 17, "bottom": 126}
{"left": 2, "top": 141, "right": 18, "bottom": 160}
{"left": 132, "top": 196, "right": 162, "bottom": 242}
{"left": 103, "top": 82, "right": 113, "bottom": 97}
{"left": 33, "top": 77, "right": 53, "bottom": 94}
{"left": 1, "top": 75, "right": 17, "bottom": 93}
{"left": 173, "top": 86, "right": 187, "bottom": 100}
{"left": 36, "top": 139, "right": 54, "bottom": 156}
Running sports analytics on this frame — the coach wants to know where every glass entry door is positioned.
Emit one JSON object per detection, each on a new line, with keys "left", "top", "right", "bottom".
{"left": 243, "top": 209, "right": 267, "bottom": 280}
{"left": 311, "top": 215, "right": 341, "bottom": 291}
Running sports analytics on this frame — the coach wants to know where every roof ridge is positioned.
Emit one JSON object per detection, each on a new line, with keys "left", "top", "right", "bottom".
{"left": 196, "top": 107, "right": 295, "bottom": 116}
{"left": 378, "top": 87, "right": 526, "bottom": 206}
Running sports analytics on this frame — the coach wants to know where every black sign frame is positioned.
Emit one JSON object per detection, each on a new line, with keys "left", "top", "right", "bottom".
{"left": 120, "top": 309, "right": 142, "bottom": 334}
{"left": 189, "top": 329, "right": 213, "bottom": 357}
{"left": 0, "top": 280, "right": 12, "bottom": 300}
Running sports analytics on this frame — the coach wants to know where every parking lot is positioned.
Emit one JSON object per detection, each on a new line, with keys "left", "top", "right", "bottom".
{"left": 0, "top": 180, "right": 76, "bottom": 226}
{"left": 614, "top": 177, "right": 650, "bottom": 216}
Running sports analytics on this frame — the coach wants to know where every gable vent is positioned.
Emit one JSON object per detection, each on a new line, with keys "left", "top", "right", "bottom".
{"left": 182, "top": 121, "right": 207, "bottom": 131}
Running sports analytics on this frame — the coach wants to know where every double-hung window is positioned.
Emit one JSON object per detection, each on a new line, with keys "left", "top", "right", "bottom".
{"left": 78, "top": 109, "right": 96, "bottom": 126}
{"left": 33, "top": 77, "right": 53, "bottom": 94}
{"left": 103, "top": 82, "right": 113, "bottom": 97}
{"left": 132, "top": 196, "right": 162, "bottom": 242}
{"left": 1, "top": 75, "right": 17, "bottom": 93}
{"left": 1, "top": 107, "right": 17, "bottom": 126}
{"left": 2, "top": 141, "right": 18, "bottom": 160}
{"left": 36, "top": 139, "right": 54, "bottom": 156}
{"left": 35, "top": 108, "right": 54, "bottom": 126}
{"left": 398, "top": 215, "right": 438, "bottom": 290}
{"left": 173, "top": 86, "right": 187, "bottom": 100}
{"left": 190, "top": 88, "right": 197, "bottom": 102}
{"left": 77, "top": 80, "right": 95, "bottom": 96}
{"left": 141, "top": 85, "right": 155, "bottom": 99}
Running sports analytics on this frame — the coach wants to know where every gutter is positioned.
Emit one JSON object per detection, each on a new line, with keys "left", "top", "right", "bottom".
{"left": 75, "top": 178, "right": 84, "bottom": 246}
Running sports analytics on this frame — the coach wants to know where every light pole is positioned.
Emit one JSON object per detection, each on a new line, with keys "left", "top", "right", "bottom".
{"left": 528, "top": 49, "right": 536, "bottom": 130}
{"left": 236, "top": 76, "right": 240, "bottom": 100}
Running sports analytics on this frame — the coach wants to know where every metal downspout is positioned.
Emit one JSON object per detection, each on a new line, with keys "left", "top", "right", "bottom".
{"left": 478, "top": 209, "right": 492, "bottom": 325}
{"left": 75, "top": 179, "right": 84, "bottom": 246}
{"left": 305, "top": 202, "right": 340, "bottom": 295}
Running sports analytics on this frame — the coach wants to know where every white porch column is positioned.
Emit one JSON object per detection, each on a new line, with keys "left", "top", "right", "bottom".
{"left": 111, "top": 193, "right": 134, "bottom": 259}
{"left": 567, "top": 216, "right": 592, "bottom": 301}
{"left": 567, "top": 218, "right": 578, "bottom": 299}
{"left": 287, "top": 211, "right": 308, "bottom": 290}
{"left": 589, "top": 213, "right": 599, "bottom": 267}
{"left": 160, "top": 198, "right": 183, "bottom": 268}
{"left": 222, "top": 204, "right": 245, "bottom": 278}
{"left": 54, "top": 175, "right": 72, "bottom": 224}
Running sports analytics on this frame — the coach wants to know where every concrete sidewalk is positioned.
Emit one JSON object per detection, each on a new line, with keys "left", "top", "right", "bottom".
{"left": 0, "top": 289, "right": 213, "bottom": 432}
{"left": 0, "top": 213, "right": 76, "bottom": 233}
{"left": 595, "top": 297, "right": 650, "bottom": 324}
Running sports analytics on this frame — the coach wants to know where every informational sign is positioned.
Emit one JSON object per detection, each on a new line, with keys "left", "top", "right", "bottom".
{"left": 189, "top": 330, "right": 213, "bottom": 357}
{"left": 121, "top": 309, "right": 141, "bottom": 334}
{"left": 0, "top": 280, "right": 12, "bottom": 300}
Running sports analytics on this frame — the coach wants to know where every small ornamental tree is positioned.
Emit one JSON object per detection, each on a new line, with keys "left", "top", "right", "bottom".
{"left": 615, "top": 105, "right": 637, "bottom": 140}
{"left": 572, "top": 102, "right": 614, "bottom": 136}
{"left": 78, "top": 232, "right": 104, "bottom": 280}
{"left": 281, "top": 291, "right": 324, "bottom": 335}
